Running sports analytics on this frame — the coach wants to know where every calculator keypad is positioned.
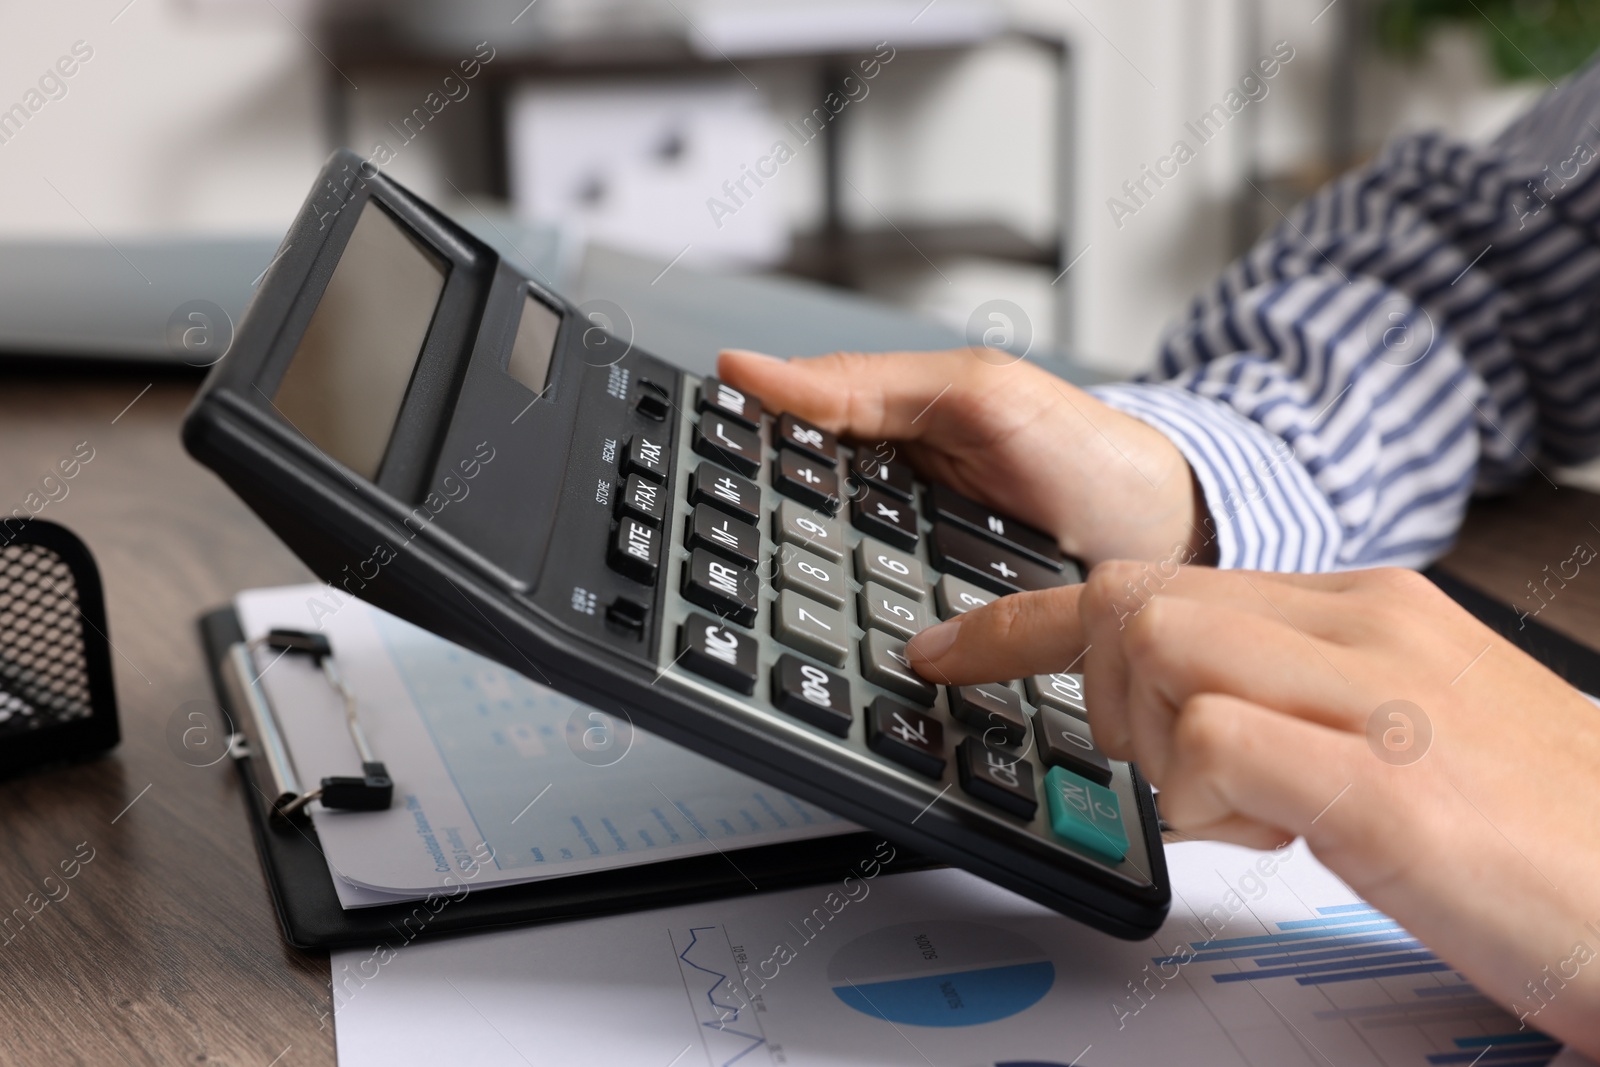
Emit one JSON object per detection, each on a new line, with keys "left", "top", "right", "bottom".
{"left": 644, "top": 377, "right": 1147, "bottom": 882}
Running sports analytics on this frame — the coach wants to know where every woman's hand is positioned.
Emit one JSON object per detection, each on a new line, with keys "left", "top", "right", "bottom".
{"left": 907, "top": 564, "right": 1600, "bottom": 1055}
{"left": 717, "top": 347, "right": 1212, "bottom": 566}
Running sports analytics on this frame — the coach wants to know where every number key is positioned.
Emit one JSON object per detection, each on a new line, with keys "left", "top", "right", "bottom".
{"left": 934, "top": 574, "right": 997, "bottom": 620}
{"left": 867, "top": 696, "right": 945, "bottom": 778}
{"left": 773, "top": 545, "right": 845, "bottom": 608}
{"left": 948, "top": 684, "right": 1028, "bottom": 746}
{"left": 1034, "top": 706, "right": 1112, "bottom": 785}
{"left": 858, "top": 582, "right": 929, "bottom": 641}
{"left": 1027, "top": 672, "right": 1087, "bottom": 717}
{"left": 772, "top": 655, "right": 851, "bottom": 737}
{"left": 774, "top": 499, "right": 844, "bottom": 561}
{"left": 773, "top": 590, "right": 849, "bottom": 667}
{"left": 854, "top": 537, "right": 924, "bottom": 599}
{"left": 859, "top": 629, "right": 936, "bottom": 705}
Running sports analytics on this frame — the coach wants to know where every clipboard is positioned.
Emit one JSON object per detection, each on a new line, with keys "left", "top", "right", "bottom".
{"left": 199, "top": 606, "right": 930, "bottom": 950}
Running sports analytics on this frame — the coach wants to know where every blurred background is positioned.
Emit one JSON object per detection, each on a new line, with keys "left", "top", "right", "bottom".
{"left": 0, "top": 0, "right": 1591, "bottom": 375}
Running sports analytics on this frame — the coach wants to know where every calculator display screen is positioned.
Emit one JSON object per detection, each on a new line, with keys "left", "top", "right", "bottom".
{"left": 274, "top": 201, "right": 447, "bottom": 479}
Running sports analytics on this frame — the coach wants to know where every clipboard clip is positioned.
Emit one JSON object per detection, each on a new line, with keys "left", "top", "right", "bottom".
{"left": 224, "top": 628, "right": 394, "bottom": 821}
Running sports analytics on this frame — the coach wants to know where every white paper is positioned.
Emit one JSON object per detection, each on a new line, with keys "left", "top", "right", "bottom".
{"left": 332, "top": 838, "right": 1568, "bottom": 1066}
{"left": 235, "top": 586, "right": 852, "bottom": 906}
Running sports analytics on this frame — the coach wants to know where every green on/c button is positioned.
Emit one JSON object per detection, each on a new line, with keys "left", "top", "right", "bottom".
{"left": 1045, "top": 766, "right": 1129, "bottom": 863}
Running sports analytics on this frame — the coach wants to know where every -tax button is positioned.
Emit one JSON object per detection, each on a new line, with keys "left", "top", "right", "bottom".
{"left": 1044, "top": 766, "right": 1128, "bottom": 863}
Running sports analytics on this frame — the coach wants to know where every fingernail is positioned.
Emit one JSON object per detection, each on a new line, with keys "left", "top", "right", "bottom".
{"left": 720, "top": 348, "right": 780, "bottom": 362}
{"left": 908, "top": 619, "right": 960, "bottom": 664}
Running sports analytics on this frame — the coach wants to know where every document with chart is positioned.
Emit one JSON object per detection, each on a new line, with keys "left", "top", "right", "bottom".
{"left": 235, "top": 586, "right": 852, "bottom": 907}
{"left": 330, "top": 838, "right": 1577, "bottom": 1067}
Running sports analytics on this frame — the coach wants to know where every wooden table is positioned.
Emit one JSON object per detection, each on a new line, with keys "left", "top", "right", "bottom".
{"left": 0, "top": 370, "right": 1595, "bottom": 1066}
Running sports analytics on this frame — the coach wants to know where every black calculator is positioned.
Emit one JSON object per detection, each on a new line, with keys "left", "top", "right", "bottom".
{"left": 183, "top": 150, "right": 1169, "bottom": 938}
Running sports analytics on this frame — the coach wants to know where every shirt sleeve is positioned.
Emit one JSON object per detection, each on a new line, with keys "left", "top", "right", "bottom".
{"left": 1091, "top": 56, "right": 1600, "bottom": 571}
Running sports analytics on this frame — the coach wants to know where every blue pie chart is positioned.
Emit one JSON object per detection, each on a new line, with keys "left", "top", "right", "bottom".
{"left": 827, "top": 921, "right": 1055, "bottom": 1027}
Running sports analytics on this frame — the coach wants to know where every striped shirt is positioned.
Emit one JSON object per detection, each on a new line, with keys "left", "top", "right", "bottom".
{"left": 1091, "top": 55, "right": 1600, "bottom": 572}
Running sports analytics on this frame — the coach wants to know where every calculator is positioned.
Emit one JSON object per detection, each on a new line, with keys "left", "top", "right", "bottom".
{"left": 183, "top": 150, "right": 1169, "bottom": 938}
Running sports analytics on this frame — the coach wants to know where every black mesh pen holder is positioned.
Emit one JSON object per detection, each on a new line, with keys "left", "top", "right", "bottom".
{"left": 0, "top": 520, "right": 118, "bottom": 778}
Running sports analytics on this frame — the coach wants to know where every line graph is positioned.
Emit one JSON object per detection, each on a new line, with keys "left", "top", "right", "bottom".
{"left": 671, "top": 925, "right": 768, "bottom": 1067}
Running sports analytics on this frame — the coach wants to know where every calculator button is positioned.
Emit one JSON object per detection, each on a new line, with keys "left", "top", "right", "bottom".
{"left": 948, "top": 684, "right": 1028, "bottom": 746}
{"left": 693, "top": 418, "right": 762, "bottom": 478}
{"left": 773, "top": 591, "right": 850, "bottom": 667}
{"left": 857, "top": 582, "right": 930, "bottom": 641}
{"left": 616, "top": 473, "right": 666, "bottom": 526}
{"left": 866, "top": 696, "right": 946, "bottom": 778}
{"left": 606, "top": 517, "right": 660, "bottom": 584}
{"left": 775, "top": 412, "right": 838, "bottom": 464}
{"left": 772, "top": 655, "right": 852, "bottom": 737}
{"left": 682, "top": 548, "right": 759, "bottom": 626}
{"left": 678, "top": 613, "right": 758, "bottom": 695}
{"left": 848, "top": 450, "right": 914, "bottom": 501}
{"left": 934, "top": 574, "right": 998, "bottom": 619}
{"left": 774, "top": 450, "right": 841, "bottom": 514}
{"left": 689, "top": 464, "right": 759, "bottom": 525}
{"left": 851, "top": 486, "right": 919, "bottom": 551}
{"left": 860, "top": 629, "right": 936, "bottom": 705}
{"left": 1034, "top": 707, "right": 1112, "bottom": 785}
{"left": 1044, "top": 766, "right": 1128, "bottom": 862}
{"left": 699, "top": 377, "right": 762, "bottom": 430}
{"left": 1026, "top": 672, "right": 1087, "bottom": 717}
{"left": 623, "top": 434, "right": 669, "bottom": 482}
{"left": 773, "top": 545, "right": 846, "bottom": 608}
{"left": 687, "top": 505, "right": 760, "bottom": 568}
{"left": 924, "top": 483, "right": 1064, "bottom": 570}
{"left": 956, "top": 737, "right": 1038, "bottom": 819}
{"left": 774, "top": 499, "right": 844, "bottom": 561}
{"left": 853, "top": 537, "right": 924, "bottom": 599}
{"left": 929, "top": 522, "right": 1065, "bottom": 596}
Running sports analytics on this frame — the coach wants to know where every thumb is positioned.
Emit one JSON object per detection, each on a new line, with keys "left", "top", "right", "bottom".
{"left": 717, "top": 346, "right": 992, "bottom": 442}
{"left": 906, "top": 586, "right": 1086, "bottom": 686}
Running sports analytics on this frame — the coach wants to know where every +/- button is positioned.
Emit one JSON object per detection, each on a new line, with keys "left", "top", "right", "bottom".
{"left": 867, "top": 696, "right": 945, "bottom": 778}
